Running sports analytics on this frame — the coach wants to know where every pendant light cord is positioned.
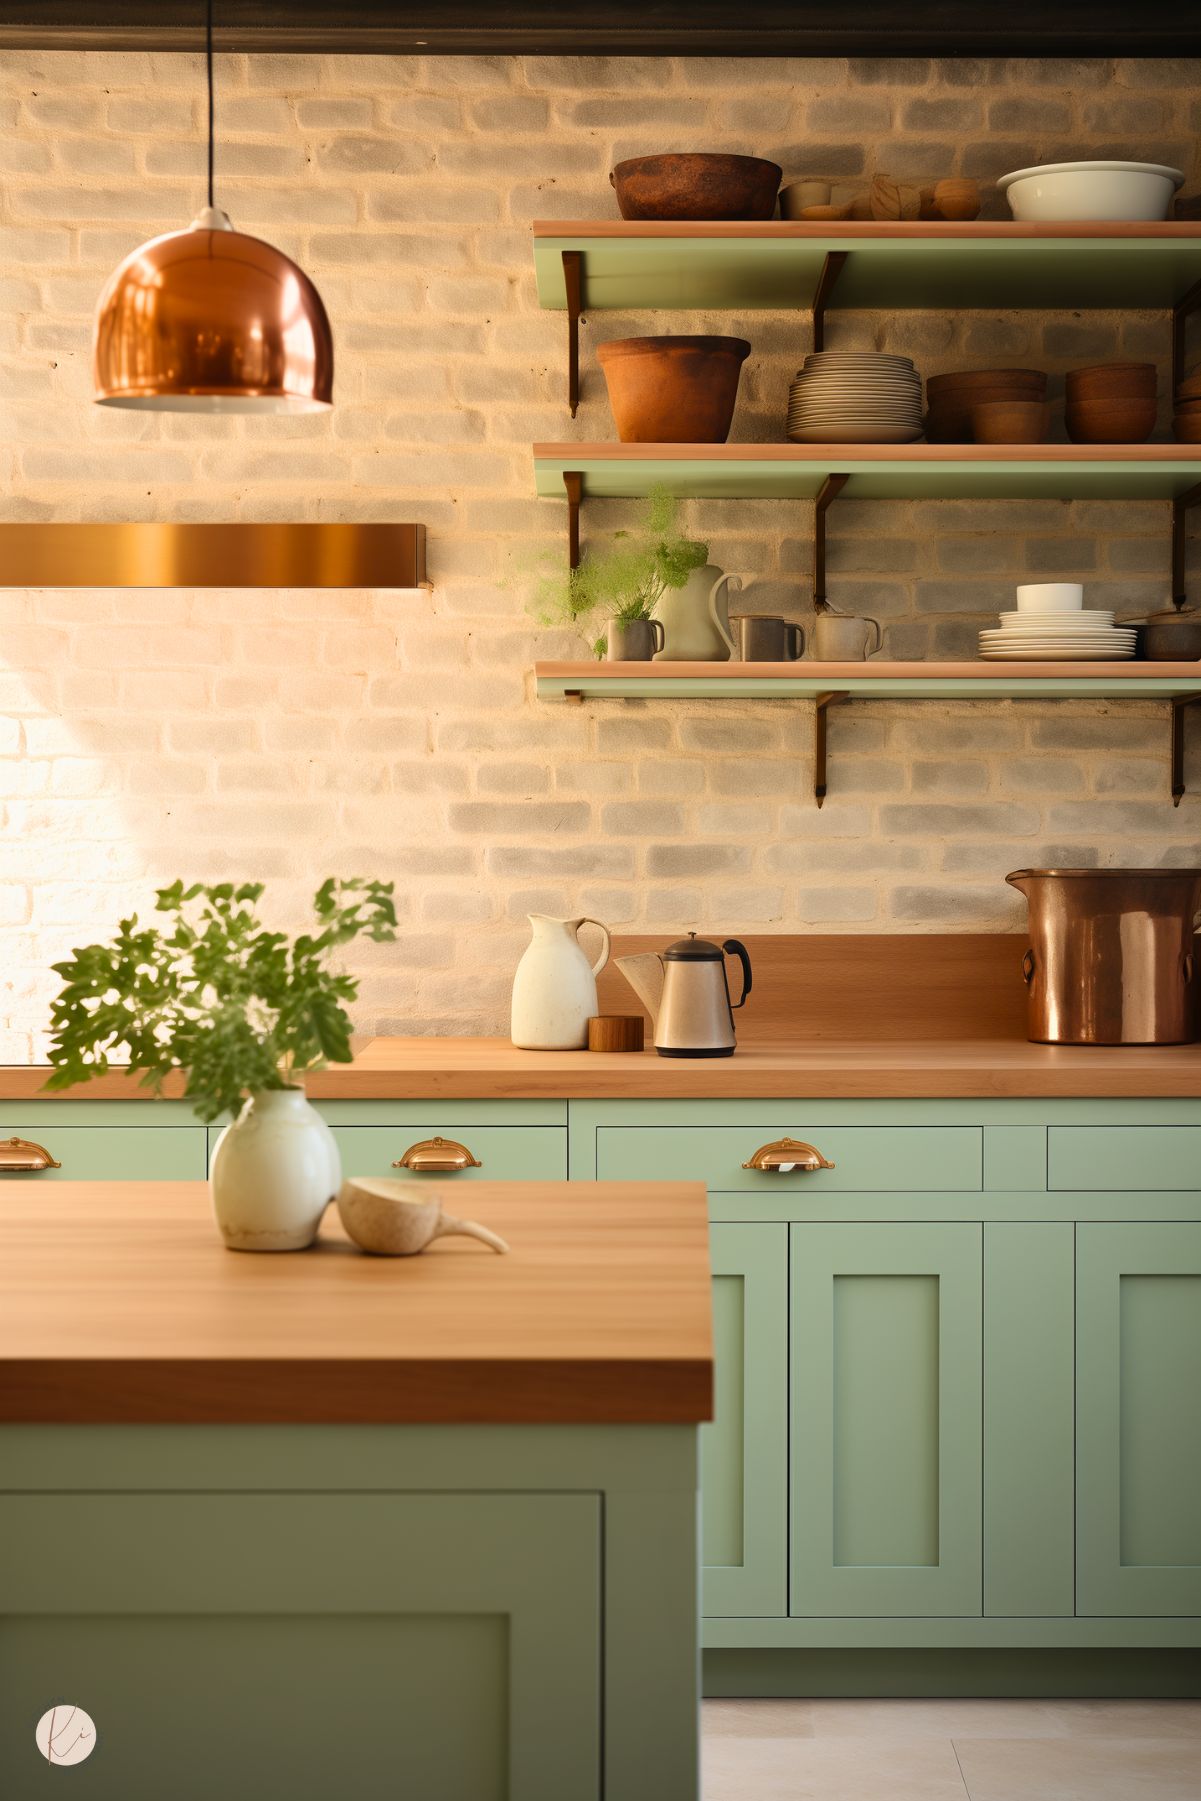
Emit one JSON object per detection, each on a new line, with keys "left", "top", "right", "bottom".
{"left": 206, "top": 0, "right": 215, "bottom": 208}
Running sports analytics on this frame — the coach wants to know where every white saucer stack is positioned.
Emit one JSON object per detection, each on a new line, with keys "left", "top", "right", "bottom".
{"left": 979, "top": 583, "right": 1136, "bottom": 661}
{"left": 786, "top": 351, "right": 923, "bottom": 444}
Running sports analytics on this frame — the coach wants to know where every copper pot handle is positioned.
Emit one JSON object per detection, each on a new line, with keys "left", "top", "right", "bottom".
{"left": 742, "top": 1137, "right": 835, "bottom": 1173}
{"left": 1022, "top": 948, "right": 1036, "bottom": 985}
{"left": 393, "top": 1136, "right": 482, "bottom": 1174}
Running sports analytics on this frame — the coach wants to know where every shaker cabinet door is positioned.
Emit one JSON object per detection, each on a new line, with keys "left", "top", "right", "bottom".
{"left": 1077, "top": 1223, "right": 1201, "bottom": 1617}
{"left": 0, "top": 1491, "right": 600, "bottom": 1801}
{"left": 703, "top": 1223, "right": 787, "bottom": 1618}
{"left": 790, "top": 1222, "right": 983, "bottom": 1618}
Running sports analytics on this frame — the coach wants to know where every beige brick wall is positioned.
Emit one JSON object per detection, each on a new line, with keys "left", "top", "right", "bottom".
{"left": 1, "top": 50, "right": 1199, "bottom": 1054}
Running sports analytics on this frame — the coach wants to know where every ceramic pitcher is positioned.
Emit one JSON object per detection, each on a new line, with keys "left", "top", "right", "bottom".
{"left": 653, "top": 564, "right": 741, "bottom": 661}
{"left": 510, "top": 914, "right": 612, "bottom": 1049}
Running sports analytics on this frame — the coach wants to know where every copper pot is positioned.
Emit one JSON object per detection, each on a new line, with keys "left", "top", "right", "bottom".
{"left": 1006, "top": 868, "right": 1201, "bottom": 1045}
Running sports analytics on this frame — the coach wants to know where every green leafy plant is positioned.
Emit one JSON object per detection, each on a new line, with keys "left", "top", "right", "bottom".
{"left": 44, "top": 879, "right": 397, "bottom": 1123}
{"left": 526, "top": 487, "right": 708, "bottom": 658}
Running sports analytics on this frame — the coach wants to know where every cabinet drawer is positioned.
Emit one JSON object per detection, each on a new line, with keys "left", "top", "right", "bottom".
{"left": 1049, "top": 1127, "right": 1201, "bottom": 1192}
{"left": 0, "top": 1122, "right": 207, "bottom": 1181}
{"left": 596, "top": 1125, "right": 981, "bottom": 1192}
{"left": 328, "top": 1124, "right": 567, "bottom": 1184}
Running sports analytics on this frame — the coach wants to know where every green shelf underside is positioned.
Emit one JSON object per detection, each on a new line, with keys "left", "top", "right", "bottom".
{"left": 534, "top": 235, "right": 1201, "bottom": 313}
{"left": 536, "top": 672, "right": 1201, "bottom": 701}
{"left": 534, "top": 453, "right": 1201, "bottom": 502}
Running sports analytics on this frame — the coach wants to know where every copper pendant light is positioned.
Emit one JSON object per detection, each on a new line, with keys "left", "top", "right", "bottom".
{"left": 93, "top": 1, "right": 332, "bottom": 413}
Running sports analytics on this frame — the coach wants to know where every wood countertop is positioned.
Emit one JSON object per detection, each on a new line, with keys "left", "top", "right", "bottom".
{"left": 0, "top": 1180, "right": 713, "bottom": 1427}
{"left": 6, "top": 942, "right": 1199, "bottom": 1100}
{"left": 4, "top": 1035, "right": 1200, "bottom": 1099}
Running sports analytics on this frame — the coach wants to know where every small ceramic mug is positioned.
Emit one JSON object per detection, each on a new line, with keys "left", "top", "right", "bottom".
{"left": 606, "top": 618, "right": 665, "bottom": 661}
{"left": 812, "top": 613, "right": 882, "bottom": 660}
{"left": 736, "top": 615, "right": 805, "bottom": 662}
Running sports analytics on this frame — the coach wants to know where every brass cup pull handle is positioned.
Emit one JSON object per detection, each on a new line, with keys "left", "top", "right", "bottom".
{"left": 0, "top": 1135, "right": 62, "bottom": 1172}
{"left": 392, "top": 1136, "right": 482, "bottom": 1174}
{"left": 742, "top": 1137, "right": 835, "bottom": 1174}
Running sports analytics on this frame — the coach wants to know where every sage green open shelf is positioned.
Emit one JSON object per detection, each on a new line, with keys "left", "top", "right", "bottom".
{"left": 534, "top": 660, "right": 1201, "bottom": 808}
{"left": 533, "top": 221, "right": 1201, "bottom": 314}
{"left": 533, "top": 444, "right": 1201, "bottom": 503}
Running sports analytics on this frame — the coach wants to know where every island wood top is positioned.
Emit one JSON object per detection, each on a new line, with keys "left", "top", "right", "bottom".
{"left": 0, "top": 1180, "right": 713, "bottom": 1427}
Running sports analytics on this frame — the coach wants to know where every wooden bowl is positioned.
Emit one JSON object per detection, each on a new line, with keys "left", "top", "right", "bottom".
{"left": 1173, "top": 414, "right": 1201, "bottom": 443}
{"left": 1177, "top": 367, "right": 1201, "bottom": 402}
{"left": 927, "top": 368, "right": 1047, "bottom": 395}
{"left": 927, "top": 376, "right": 1050, "bottom": 441}
{"left": 1173, "top": 395, "right": 1201, "bottom": 413}
{"left": 1065, "top": 396, "right": 1157, "bottom": 443}
{"left": 1066, "top": 362, "right": 1156, "bottom": 401}
{"left": 971, "top": 400, "right": 1050, "bottom": 444}
{"left": 610, "top": 153, "right": 782, "bottom": 221}
{"left": 932, "top": 178, "right": 982, "bottom": 221}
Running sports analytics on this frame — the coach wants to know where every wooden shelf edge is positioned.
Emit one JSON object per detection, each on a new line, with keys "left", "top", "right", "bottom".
{"left": 532, "top": 220, "right": 1201, "bottom": 241}
{"left": 534, "top": 443, "right": 1201, "bottom": 464}
{"left": 535, "top": 660, "right": 1201, "bottom": 683}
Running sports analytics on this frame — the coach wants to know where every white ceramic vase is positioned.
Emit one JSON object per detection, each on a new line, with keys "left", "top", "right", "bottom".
{"left": 510, "top": 913, "right": 611, "bottom": 1049}
{"left": 209, "top": 1085, "right": 341, "bottom": 1252}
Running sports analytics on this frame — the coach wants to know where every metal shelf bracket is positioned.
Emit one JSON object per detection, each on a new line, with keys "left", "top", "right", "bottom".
{"left": 814, "top": 690, "right": 851, "bottom": 806}
{"left": 1171, "top": 273, "right": 1201, "bottom": 399}
{"left": 811, "top": 251, "right": 849, "bottom": 355}
{"left": 813, "top": 472, "right": 850, "bottom": 610}
{"left": 1172, "top": 479, "right": 1201, "bottom": 607}
{"left": 1170, "top": 694, "right": 1201, "bottom": 805}
{"left": 563, "top": 251, "right": 584, "bottom": 418}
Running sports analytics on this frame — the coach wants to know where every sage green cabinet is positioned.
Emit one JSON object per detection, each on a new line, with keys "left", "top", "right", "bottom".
{"left": 291, "top": 1122, "right": 563, "bottom": 1184}
{"left": 790, "top": 1222, "right": 983, "bottom": 1619}
{"left": 1050, "top": 1127, "right": 1201, "bottom": 1191}
{"left": 703, "top": 1224, "right": 787, "bottom": 1619}
{"left": 0, "top": 1118, "right": 207, "bottom": 1181}
{"left": 595, "top": 1123, "right": 981, "bottom": 1191}
{"left": 1077, "top": 1223, "right": 1201, "bottom": 1618}
{"left": 0, "top": 1488, "right": 602, "bottom": 1801}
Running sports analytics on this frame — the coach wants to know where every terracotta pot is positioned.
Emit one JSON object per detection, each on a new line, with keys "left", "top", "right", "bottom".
{"left": 610, "top": 154, "right": 781, "bottom": 221}
{"left": 971, "top": 400, "right": 1050, "bottom": 444}
{"left": 597, "top": 335, "right": 751, "bottom": 443}
{"left": 1066, "top": 361, "right": 1156, "bottom": 401}
{"left": 1065, "top": 396, "right": 1157, "bottom": 443}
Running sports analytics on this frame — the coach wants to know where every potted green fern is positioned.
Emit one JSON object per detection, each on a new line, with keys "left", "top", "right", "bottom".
{"left": 527, "top": 487, "right": 708, "bottom": 659}
{"left": 45, "top": 878, "right": 397, "bottom": 1251}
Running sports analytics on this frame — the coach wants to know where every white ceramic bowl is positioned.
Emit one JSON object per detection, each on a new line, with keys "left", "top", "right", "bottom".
{"left": 998, "top": 161, "right": 1184, "bottom": 223}
{"left": 1016, "top": 582, "right": 1084, "bottom": 613}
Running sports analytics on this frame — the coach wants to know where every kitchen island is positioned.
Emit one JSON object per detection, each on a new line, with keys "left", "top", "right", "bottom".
{"left": 0, "top": 1179, "right": 712, "bottom": 1800}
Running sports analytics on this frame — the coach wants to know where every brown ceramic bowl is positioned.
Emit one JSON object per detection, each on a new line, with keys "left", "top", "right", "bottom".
{"left": 1174, "top": 396, "right": 1201, "bottom": 413}
{"left": 971, "top": 400, "right": 1051, "bottom": 444}
{"left": 1142, "top": 608, "right": 1201, "bottom": 659}
{"left": 1065, "top": 397, "right": 1157, "bottom": 443}
{"left": 1178, "top": 368, "right": 1201, "bottom": 402}
{"left": 926, "top": 368, "right": 1047, "bottom": 396}
{"left": 597, "top": 335, "right": 751, "bottom": 442}
{"left": 1173, "top": 413, "right": 1201, "bottom": 443}
{"left": 610, "top": 153, "right": 782, "bottom": 221}
{"left": 1065, "top": 361, "right": 1156, "bottom": 402}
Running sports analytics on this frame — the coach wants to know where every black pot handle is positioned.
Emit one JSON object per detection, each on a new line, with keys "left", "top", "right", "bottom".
{"left": 723, "top": 938, "right": 753, "bottom": 1009}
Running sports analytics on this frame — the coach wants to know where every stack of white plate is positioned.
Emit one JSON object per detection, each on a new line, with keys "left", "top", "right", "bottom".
{"left": 978, "top": 582, "right": 1136, "bottom": 660}
{"left": 787, "top": 352, "right": 923, "bottom": 445}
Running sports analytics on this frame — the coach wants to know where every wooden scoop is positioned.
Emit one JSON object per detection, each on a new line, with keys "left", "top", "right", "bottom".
{"left": 337, "top": 1176, "right": 510, "bottom": 1257}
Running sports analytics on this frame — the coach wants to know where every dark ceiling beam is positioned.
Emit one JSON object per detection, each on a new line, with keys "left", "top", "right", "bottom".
{"left": 0, "top": 2, "right": 1198, "bottom": 56}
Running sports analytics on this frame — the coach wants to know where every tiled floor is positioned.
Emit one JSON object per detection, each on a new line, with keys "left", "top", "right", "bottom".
{"left": 702, "top": 1699, "right": 1201, "bottom": 1800}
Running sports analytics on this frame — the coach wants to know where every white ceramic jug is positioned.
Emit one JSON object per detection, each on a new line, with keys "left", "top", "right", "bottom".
{"left": 653, "top": 564, "right": 741, "bottom": 661}
{"left": 511, "top": 914, "right": 611, "bottom": 1049}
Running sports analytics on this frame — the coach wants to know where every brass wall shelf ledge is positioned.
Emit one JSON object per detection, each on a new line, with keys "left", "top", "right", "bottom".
{"left": 0, "top": 523, "right": 428, "bottom": 589}
{"left": 534, "top": 660, "right": 1201, "bottom": 808}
